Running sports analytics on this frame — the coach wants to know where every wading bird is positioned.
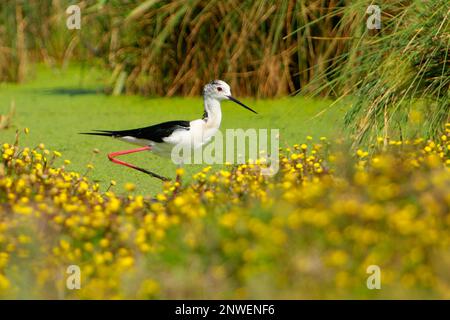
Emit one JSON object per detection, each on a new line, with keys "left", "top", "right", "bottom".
{"left": 81, "top": 80, "right": 257, "bottom": 181}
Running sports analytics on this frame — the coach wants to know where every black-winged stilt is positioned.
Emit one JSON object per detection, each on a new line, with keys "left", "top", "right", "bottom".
{"left": 81, "top": 80, "right": 257, "bottom": 181}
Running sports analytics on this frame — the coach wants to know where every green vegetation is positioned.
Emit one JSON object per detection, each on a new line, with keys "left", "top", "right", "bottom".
{"left": 0, "top": 65, "right": 343, "bottom": 194}
{"left": 0, "top": 0, "right": 449, "bottom": 301}
{"left": 319, "top": 0, "right": 450, "bottom": 145}
{"left": 1, "top": 120, "right": 449, "bottom": 299}
{"left": 1, "top": 0, "right": 447, "bottom": 143}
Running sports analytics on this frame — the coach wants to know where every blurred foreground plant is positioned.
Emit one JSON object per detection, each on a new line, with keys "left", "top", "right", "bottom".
{"left": 0, "top": 125, "right": 449, "bottom": 298}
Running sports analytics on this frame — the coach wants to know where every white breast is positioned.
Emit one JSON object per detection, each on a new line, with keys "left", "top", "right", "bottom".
{"left": 163, "top": 120, "right": 216, "bottom": 147}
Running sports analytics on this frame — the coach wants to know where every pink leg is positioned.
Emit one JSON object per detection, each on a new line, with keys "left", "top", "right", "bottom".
{"left": 107, "top": 146, "right": 170, "bottom": 181}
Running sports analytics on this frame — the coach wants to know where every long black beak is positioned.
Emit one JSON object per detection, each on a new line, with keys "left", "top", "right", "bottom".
{"left": 227, "top": 95, "right": 257, "bottom": 114}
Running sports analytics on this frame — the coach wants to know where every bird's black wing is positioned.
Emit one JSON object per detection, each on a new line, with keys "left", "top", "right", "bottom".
{"left": 82, "top": 120, "right": 190, "bottom": 143}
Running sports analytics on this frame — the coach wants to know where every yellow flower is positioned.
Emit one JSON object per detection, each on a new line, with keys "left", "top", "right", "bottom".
{"left": 327, "top": 250, "right": 348, "bottom": 267}
{"left": 156, "top": 193, "right": 167, "bottom": 201}
{"left": 60, "top": 239, "right": 70, "bottom": 251}
{"left": 83, "top": 242, "right": 94, "bottom": 252}
{"left": 173, "top": 196, "right": 185, "bottom": 207}
{"left": 78, "top": 181, "right": 89, "bottom": 193}
{"left": 220, "top": 170, "right": 231, "bottom": 178}
{"left": 118, "top": 256, "right": 134, "bottom": 269}
{"left": 0, "top": 252, "right": 9, "bottom": 269}
{"left": 219, "top": 212, "right": 238, "bottom": 228}
{"left": 99, "top": 238, "right": 109, "bottom": 248}
{"left": 0, "top": 274, "right": 10, "bottom": 290}
{"left": 204, "top": 190, "right": 214, "bottom": 199}
{"left": 18, "top": 234, "right": 31, "bottom": 244}
{"left": 138, "top": 279, "right": 160, "bottom": 297}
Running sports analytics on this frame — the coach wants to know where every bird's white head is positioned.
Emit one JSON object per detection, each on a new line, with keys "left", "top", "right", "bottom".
{"left": 203, "top": 80, "right": 231, "bottom": 101}
{"left": 203, "top": 80, "right": 257, "bottom": 114}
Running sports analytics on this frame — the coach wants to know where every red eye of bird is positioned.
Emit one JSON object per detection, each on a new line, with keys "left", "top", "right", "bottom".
{"left": 217, "top": 87, "right": 222, "bottom": 92}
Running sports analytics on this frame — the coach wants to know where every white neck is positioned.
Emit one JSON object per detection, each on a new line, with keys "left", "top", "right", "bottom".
{"left": 203, "top": 96, "right": 222, "bottom": 129}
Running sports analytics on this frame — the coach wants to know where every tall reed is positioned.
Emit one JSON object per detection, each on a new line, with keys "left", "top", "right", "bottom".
{"left": 1, "top": 0, "right": 356, "bottom": 97}
{"left": 306, "top": 0, "right": 449, "bottom": 144}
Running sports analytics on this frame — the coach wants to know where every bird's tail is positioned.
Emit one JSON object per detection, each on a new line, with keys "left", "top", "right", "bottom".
{"left": 79, "top": 130, "right": 115, "bottom": 137}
